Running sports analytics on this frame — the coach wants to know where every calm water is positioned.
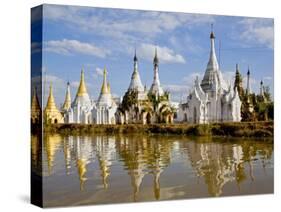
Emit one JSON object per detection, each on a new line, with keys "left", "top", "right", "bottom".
{"left": 31, "top": 133, "right": 273, "bottom": 207}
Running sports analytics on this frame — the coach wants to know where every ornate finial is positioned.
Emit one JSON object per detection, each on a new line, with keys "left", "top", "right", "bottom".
{"left": 260, "top": 80, "right": 263, "bottom": 85}
{"left": 247, "top": 65, "right": 250, "bottom": 75}
{"left": 210, "top": 23, "right": 215, "bottom": 39}
{"left": 134, "top": 48, "right": 138, "bottom": 62}
{"left": 236, "top": 63, "right": 239, "bottom": 72}
{"left": 154, "top": 47, "right": 159, "bottom": 65}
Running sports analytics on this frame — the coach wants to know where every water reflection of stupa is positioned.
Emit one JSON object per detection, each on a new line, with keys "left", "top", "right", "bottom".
{"left": 72, "top": 136, "right": 93, "bottom": 191}
{"left": 115, "top": 135, "right": 173, "bottom": 201}
{"left": 183, "top": 139, "right": 273, "bottom": 197}
{"left": 43, "top": 134, "right": 62, "bottom": 175}
{"left": 95, "top": 136, "right": 116, "bottom": 189}
{"left": 31, "top": 134, "right": 42, "bottom": 175}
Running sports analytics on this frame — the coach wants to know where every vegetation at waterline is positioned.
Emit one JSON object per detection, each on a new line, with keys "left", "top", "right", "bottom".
{"left": 43, "top": 121, "right": 273, "bottom": 138}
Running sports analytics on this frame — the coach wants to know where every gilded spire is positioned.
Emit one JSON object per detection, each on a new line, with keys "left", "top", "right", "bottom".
{"left": 44, "top": 83, "right": 64, "bottom": 124}
{"left": 77, "top": 68, "right": 88, "bottom": 97}
{"left": 31, "top": 87, "right": 41, "bottom": 112}
{"left": 31, "top": 87, "right": 42, "bottom": 124}
{"left": 45, "top": 84, "right": 57, "bottom": 110}
{"left": 101, "top": 67, "right": 108, "bottom": 94}
{"left": 62, "top": 82, "right": 71, "bottom": 111}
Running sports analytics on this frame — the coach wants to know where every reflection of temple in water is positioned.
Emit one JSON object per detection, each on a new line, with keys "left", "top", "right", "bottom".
{"left": 31, "top": 134, "right": 42, "bottom": 175}
{"left": 115, "top": 135, "right": 173, "bottom": 201}
{"left": 56, "top": 135, "right": 117, "bottom": 191}
{"left": 32, "top": 134, "right": 273, "bottom": 201}
{"left": 181, "top": 139, "right": 273, "bottom": 196}
{"left": 96, "top": 136, "right": 116, "bottom": 189}
{"left": 43, "top": 134, "right": 62, "bottom": 175}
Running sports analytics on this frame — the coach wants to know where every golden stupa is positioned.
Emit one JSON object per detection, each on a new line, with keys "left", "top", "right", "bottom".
{"left": 31, "top": 87, "right": 42, "bottom": 124}
{"left": 44, "top": 84, "right": 64, "bottom": 124}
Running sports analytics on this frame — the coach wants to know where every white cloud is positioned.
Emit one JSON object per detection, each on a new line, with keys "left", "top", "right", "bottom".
{"left": 182, "top": 72, "right": 203, "bottom": 86}
{"left": 163, "top": 84, "right": 190, "bottom": 102}
{"left": 31, "top": 42, "right": 42, "bottom": 54}
{"left": 163, "top": 84, "right": 190, "bottom": 93}
{"left": 264, "top": 76, "right": 273, "bottom": 81}
{"left": 91, "top": 67, "right": 104, "bottom": 79}
{"left": 44, "top": 39, "right": 110, "bottom": 58}
{"left": 169, "top": 35, "right": 203, "bottom": 55}
{"left": 222, "top": 71, "right": 235, "bottom": 85}
{"left": 238, "top": 18, "right": 274, "bottom": 49}
{"left": 137, "top": 43, "right": 186, "bottom": 64}
{"left": 43, "top": 5, "right": 216, "bottom": 42}
{"left": 95, "top": 67, "right": 104, "bottom": 76}
{"left": 35, "top": 74, "right": 66, "bottom": 108}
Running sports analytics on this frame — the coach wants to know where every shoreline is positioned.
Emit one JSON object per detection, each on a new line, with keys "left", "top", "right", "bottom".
{"left": 36, "top": 121, "right": 274, "bottom": 139}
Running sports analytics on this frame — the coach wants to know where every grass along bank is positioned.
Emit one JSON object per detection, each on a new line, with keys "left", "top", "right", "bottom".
{"left": 43, "top": 121, "right": 273, "bottom": 138}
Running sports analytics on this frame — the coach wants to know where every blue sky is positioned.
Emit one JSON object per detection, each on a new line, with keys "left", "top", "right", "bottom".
{"left": 32, "top": 4, "right": 274, "bottom": 107}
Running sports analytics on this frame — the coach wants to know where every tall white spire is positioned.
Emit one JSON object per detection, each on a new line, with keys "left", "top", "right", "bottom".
{"left": 150, "top": 47, "right": 164, "bottom": 96}
{"left": 128, "top": 49, "right": 144, "bottom": 92}
{"left": 201, "top": 25, "right": 227, "bottom": 92}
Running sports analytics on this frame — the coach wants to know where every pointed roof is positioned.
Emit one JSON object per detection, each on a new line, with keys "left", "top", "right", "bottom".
{"left": 45, "top": 84, "right": 57, "bottom": 110}
{"left": 31, "top": 87, "right": 41, "bottom": 113}
{"left": 76, "top": 68, "right": 88, "bottom": 97}
{"left": 97, "top": 68, "right": 116, "bottom": 107}
{"left": 150, "top": 47, "right": 164, "bottom": 96}
{"left": 128, "top": 50, "right": 144, "bottom": 92}
{"left": 44, "top": 84, "right": 63, "bottom": 123}
{"left": 62, "top": 82, "right": 71, "bottom": 111}
{"left": 201, "top": 27, "right": 227, "bottom": 92}
{"left": 101, "top": 67, "right": 109, "bottom": 94}
{"left": 72, "top": 68, "right": 91, "bottom": 108}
